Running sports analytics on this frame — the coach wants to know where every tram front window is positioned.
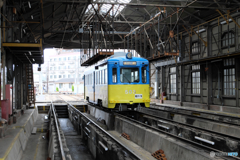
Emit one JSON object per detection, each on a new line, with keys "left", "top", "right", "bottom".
{"left": 120, "top": 68, "right": 139, "bottom": 83}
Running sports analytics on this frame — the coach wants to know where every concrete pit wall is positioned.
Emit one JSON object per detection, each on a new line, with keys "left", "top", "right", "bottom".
{"left": 68, "top": 106, "right": 137, "bottom": 160}
{"left": 87, "top": 105, "right": 115, "bottom": 130}
{"left": 139, "top": 107, "right": 240, "bottom": 139}
{"left": 3, "top": 108, "right": 38, "bottom": 160}
{"left": 115, "top": 116, "right": 218, "bottom": 160}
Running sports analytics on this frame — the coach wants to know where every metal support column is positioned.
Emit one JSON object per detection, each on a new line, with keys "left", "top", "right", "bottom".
{"left": 15, "top": 62, "right": 22, "bottom": 109}
{"left": 180, "top": 65, "right": 185, "bottom": 105}
{"left": 236, "top": 58, "right": 239, "bottom": 107}
{"left": 207, "top": 26, "right": 212, "bottom": 57}
{"left": 140, "top": 32, "right": 142, "bottom": 56}
{"left": 2, "top": 50, "right": 5, "bottom": 100}
{"left": 161, "top": 66, "right": 165, "bottom": 94}
{"left": 207, "top": 62, "right": 212, "bottom": 107}
{"left": 176, "top": 66, "right": 179, "bottom": 101}
{"left": 144, "top": 27, "right": 147, "bottom": 58}
{"left": 23, "top": 64, "right": 27, "bottom": 106}
{"left": 155, "top": 68, "right": 159, "bottom": 99}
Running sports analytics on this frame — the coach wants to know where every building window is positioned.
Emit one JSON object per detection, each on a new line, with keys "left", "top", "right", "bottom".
{"left": 64, "top": 66, "right": 66, "bottom": 69}
{"left": 54, "top": 67, "right": 56, "bottom": 70}
{"left": 112, "top": 68, "right": 117, "bottom": 83}
{"left": 170, "top": 67, "right": 176, "bottom": 93}
{"left": 50, "top": 67, "right": 52, "bottom": 70}
{"left": 59, "top": 75, "right": 62, "bottom": 78}
{"left": 68, "top": 66, "right": 70, "bottom": 69}
{"left": 54, "top": 58, "right": 57, "bottom": 61}
{"left": 63, "top": 57, "right": 66, "bottom": 61}
{"left": 192, "top": 41, "right": 200, "bottom": 54}
{"left": 54, "top": 75, "right": 57, "bottom": 79}
{"left": 50, "top": 75, "right": 53, "bottom": 79}
{"left": 50, "top": 59, "right": 52, "bottom": 62}
{"left": 59, "top": 58, "right": 61, "bottom": 61}
{"left": 69, "top": 83, "right": 73, "bottom": 89}
{"left": 223, "top": 58, "right": 235, "bottom": 96}
{"left": 68, "top": 75, "right": 70, "bottom": 78}
{"left": 222, "top": 31, "right": 235, "bottom": 48}
{"left": 59, "top": 83, "right": 63, "bottom": 89}
{"left": 58, "top": 66, "right": 61, "bottom": 70}
{"left": 68, "top": 57, "right": 71, "bottom": 60}
{"left": 63, "top": 75, "right": 66, "bottom": 78}
{"left": 192, "top": 65, "right": 200, "bottom": 94}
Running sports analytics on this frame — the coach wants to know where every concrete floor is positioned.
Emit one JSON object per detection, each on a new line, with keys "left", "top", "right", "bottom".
{"left": 35, "top": 94, "right": 84, "bottom": 102}
{"left": 59, "top": 118, "right": 93, "bottom": 160}
{"left": 20, "top": 132, "right": 48, "bottom": 160}
{"left": 20, "top": 113, "right": 49, "bottom": 160}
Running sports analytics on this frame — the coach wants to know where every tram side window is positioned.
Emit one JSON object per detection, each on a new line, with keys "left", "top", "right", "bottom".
{"left": 97, "top": 71, "right": 99, "bottom": 85}
{"left": 142, "top": 67, "right": 147, "bottom": 83}
{"left": 90, "top": 74, "right": 92, "bottom": 85}
{"left": 98, "top": 71, "right": 100, "bottom": 84}
{"left": 96, "top": 71, "right": 98, "bottom": 85}
{"left": 102, "top": 70, "right": 104, "bottom": 84}
{"left": 99, "top": 71, "right": 102, "bottom": 84}
{"left": 112, "top": 68, "right": 117, "bottom": 83}
{"left": 87, "top": 75, "right": 89, "bottom": 85}
{"left": 94, "top": 72, "right": 97, "bottom": 84}
{"left": 105, "top": 69, "right": 107, "bottom": 84}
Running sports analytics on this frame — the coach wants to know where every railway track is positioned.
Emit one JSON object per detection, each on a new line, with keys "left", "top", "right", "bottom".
{"left": 49, "top": 101, "right": 68, "bottom": 160}
{"left": 115, "top": 112, "right": 239, "bottom": 160}
{"left": 51, "top": 96, "right": 240, "bottom": 159}
{"left": 83, "top": 103, "right": 240, "bottom": 159}
{"left": 56, "top": 97, "right": 143, "bottom": 160}
{"left": 149, "top": 104, "right": 240, "bottom": 126}
{"left": 120, "top": 110, "right": 240, "bottom": 157}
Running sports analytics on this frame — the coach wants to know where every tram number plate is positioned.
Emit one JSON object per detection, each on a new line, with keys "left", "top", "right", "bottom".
{"left": 135, "top": 94, "right": 142, "bottom": 99}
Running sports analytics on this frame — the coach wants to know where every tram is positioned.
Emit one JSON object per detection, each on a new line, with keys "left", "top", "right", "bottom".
{"left": 84, "top": 52, "right": 150, "bottom": 109}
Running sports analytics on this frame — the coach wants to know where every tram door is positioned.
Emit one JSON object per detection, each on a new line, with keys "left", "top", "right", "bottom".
{"left": 92, "top": 71, "right": 95, "bottom": 102}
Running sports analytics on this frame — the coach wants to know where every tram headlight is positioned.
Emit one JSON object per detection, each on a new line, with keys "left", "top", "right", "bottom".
{"left": 126, "top": 52, "right": 132, "bottom": 59}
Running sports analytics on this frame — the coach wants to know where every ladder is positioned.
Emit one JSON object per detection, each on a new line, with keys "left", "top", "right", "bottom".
{"left": 26, "top": 64, "right": 35, "bottom": 107}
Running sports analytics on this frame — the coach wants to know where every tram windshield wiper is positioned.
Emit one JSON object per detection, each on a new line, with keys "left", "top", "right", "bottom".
{"left": 122, "top": 74, "right": 131, "bottom": 83}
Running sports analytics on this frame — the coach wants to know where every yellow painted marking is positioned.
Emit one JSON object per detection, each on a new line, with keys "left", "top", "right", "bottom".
{"left": 192, "top": 112, "right": 201, "bottom": 116}
{"left": 2, "top": 39, "right": 42, "bottom": 48}
{"left": 33, "top": 135, "right": 41, "bottom": 160}
{"left": 0, "top": 129, "right": 23, "bottom": 160}
{"left": 74, "top": 105, "right": 76, "bottom": 108}
{"left": 43, "top": 106, "right": 45, "bottom": 111}
{"left": 83, "top": 106, "right": 86, "bottom": 113}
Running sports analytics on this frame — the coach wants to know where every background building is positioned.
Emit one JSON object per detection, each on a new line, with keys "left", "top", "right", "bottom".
{"left": 34, "top": 49, "right": 85, "bottom": 94}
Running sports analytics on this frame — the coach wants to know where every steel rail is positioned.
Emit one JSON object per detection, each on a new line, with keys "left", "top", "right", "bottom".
{"left": 114, "top": 113, "right": 240, "bottom": 160}
{"left": 149, "top": 105, "right": 240, "bottom": 126}
{"left": 58, "top": 98, "right": 142, "bottom": 160}
{"left": 51, "top": 100, "right": 66, "bottom": 160}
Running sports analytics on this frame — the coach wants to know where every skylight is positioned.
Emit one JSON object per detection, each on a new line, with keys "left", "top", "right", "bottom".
{"left": 85, "top": 0, "right": 131, "bottom": 17}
